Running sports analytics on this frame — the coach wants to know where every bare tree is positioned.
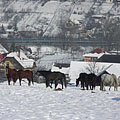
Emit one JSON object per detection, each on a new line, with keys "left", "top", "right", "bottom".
{"left": 94, "top": 16, "right": 120, "bottom": 51}
{"left": 86, "top": 62, "right": 105, "bottom": 75}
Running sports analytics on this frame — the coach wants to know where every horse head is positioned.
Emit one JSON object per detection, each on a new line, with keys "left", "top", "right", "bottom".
{"left": 76, "top": 78, "right": 79, "bottom": 87}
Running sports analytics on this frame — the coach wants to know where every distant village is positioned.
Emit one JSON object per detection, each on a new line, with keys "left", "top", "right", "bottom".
{"left": 1, "top": 0, "right": 120, "bottom": 39}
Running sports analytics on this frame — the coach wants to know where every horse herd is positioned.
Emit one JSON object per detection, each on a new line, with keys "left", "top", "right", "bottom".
{"left": 76, "top": 72, "right": 118, "bottom": 91}
{"left": 5, "top": 66, "right": 67, "bottom": 89}
{"left": 5, "top": 66, "right": 119, "bottom": 91}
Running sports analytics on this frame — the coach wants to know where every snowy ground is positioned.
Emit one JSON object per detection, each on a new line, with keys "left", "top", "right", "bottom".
{"left": 0, "top": 81, "right": 120, "bottom": 120}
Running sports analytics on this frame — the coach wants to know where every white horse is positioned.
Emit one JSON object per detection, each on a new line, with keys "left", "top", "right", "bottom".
{"left": 100, "top": 74, "right": 118, "bottom": 91}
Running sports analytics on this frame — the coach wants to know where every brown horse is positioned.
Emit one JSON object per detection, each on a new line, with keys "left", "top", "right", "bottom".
{"left": 6, "top": 66, "right": 18, "bottom": 85}
{"left": 36, "top": 70, "right": 67, "bottom": 89}
{"left": 18, "top": 70, "right": 34, "bottom": 86}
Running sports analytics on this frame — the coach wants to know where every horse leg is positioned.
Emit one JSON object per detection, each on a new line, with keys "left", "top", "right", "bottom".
{"left": 60, "top": 79, "right": 63, "bottom": 89}
{"left": 100, "top": 81, "right": 105, "bottom": 91}
{"left": 114, "top": 84, "right": 118, "bottom": 91}
{"left": 85, "top": 82, "right": 89, "bottom": 90}
{"left": 100, "top": 81, "right": 103, "bottom": 91}
{"left": 81, "top": 81, "right": 85, "bottom": 90}
{"left": 114, "top": 81, "right": 118, "bottom": 91}
{"left": 55, "top": 80, "right": 58, "bottom": 89}
{"left": 13, "top": 77, "right": 17, "bottom": 85}
{"left": 46, "top": 80, "right": 48, "bottom": 88}
{"left": 109, "top": 85, "right": 111, "bottom": 91}
{"left": 48, "top": 80, "right": 52, "bottom": 88}
{"left": 46, "top": 79, "right": 52, "bottom": 88}
{"left": 19, "top": 78, "right": 22, "bottom": 86}
{"left": 103, "top": 84, "right": 106, "bottom": 91}
{"left": 28, "top": 79, "right": 31, "bottom": 86}
{"left": 13, "top": 78, "right": 15, "bottom": 85}
{"left": 90, "top": 84, "right": 92, "bottom": 90}
{"left": 8, "top": 78, "right": 10, "bottom": 85}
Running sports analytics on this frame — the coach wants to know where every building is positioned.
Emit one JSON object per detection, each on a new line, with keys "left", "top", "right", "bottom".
{"left": 0, "top": 50, "right": 35, "bottom": 70}
{"left": 83, "top": 48, "right": 107, "bottom": 62}
{"left": 83, "top": 53, "right": 105, "bottom": 62}
{"left": 97, "top": 54, "right": 120, "bottom": 63}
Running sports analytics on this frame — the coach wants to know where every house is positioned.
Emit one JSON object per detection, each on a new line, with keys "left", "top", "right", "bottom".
{"left": 83, "top": 48, "right": 107, "bottom": 62}
{"left": 97, "top": 54, "right": 120, "bottom": 63}
{"left": 92, "top": 14, "right": 106, "bottom": 22}
{"left": 18, "top": 31, "right": 38, "bottom": 38}
{"left": 1, "top": 50, "right": 35, "bottom": 70}
{"left": 90, "top": 48, "right": 105, "bottom": 54}
{"left": 83, "top": 53, "right": 105, "bottom": 62}
{"left": 53, "top": 63, "right": 70, "bottom": 69}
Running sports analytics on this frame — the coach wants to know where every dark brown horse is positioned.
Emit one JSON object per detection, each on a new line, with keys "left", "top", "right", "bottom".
{"left": 76, "top": 73, "right": 101, "bottom": 90}
{"left": 6, "top": 66, "right": 18, "bottom": 85}
{"left": 18, "top": 70, "right": 34, "bottom": 86}
{"left": 36, "top": 70, "right": 67, "bottom": 89}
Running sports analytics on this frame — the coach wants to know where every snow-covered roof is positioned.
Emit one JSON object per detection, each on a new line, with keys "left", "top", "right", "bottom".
{"left": 7, "top": 50, "right": 34, "bottom": 68}
{"left": 92, "top": 14, "right": 106, "bottom": 18}
{"left": 69, "top": 61, "right": 120, "bottom": 83}
{"left": 6, "top": 29, "right": 14, "bottom": 32}
{"left": 51, "top": 64, "right": 70, "bottom": 75}
{"left": 83, "top": 53, "right": 105, "bottom": 58}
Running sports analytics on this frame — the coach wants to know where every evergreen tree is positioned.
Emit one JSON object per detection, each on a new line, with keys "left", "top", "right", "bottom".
{"left": 1, "top": 24, "right": 6, "bottom": 34}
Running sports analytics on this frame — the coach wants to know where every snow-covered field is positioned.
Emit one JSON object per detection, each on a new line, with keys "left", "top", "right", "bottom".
{"left": 0, "top": 81, "right": 120, "bottom": 120}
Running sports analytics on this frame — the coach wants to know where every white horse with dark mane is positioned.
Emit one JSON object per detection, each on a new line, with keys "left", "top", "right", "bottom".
{"left": 100, "top": 74, "right": 118, "bottom": 91}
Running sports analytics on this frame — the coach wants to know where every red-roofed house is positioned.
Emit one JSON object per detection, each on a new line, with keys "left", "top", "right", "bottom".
{"left": 90, "top": 48, "right": 105, "bottom": 54}
{"left": 83, "top": 48, "right": 107, "bottom": 62}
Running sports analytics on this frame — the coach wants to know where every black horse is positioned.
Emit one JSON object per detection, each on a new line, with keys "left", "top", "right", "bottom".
{"left": 76, "top": 73, "right": 88, "bottom": 90}
{"left": 35, "top": 70, "right": 67, "bottom": 89}
{"left": 76, "top": 73, "right": 101, "bottom": 90}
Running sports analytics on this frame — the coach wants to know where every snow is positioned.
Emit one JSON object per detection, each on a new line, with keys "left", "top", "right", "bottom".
{"left": 0, "top": 81, "right": 120, "bottom": 120}
{"left": 83, "top": 53, "right": 105, "bottom": 58}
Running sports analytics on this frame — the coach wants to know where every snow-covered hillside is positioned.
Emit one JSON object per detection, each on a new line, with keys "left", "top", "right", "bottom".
{"left": 0, "top": 0, "right": 120, "bottom": 36}
{"left": 0, "top": 81, "right": 120, "bottom": 120}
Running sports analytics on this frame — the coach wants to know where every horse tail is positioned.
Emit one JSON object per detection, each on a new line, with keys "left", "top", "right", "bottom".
{"left": 112, "top": 74, "right": 118, "bottom": 90}
{"left": 32, "top": 71, "right": 34, "bottom": 85}
{"left": 63, "top": 73, "right": 67, "bottom": 88}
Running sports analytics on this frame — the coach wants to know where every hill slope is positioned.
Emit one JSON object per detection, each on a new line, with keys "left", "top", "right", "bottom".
{"left": 0, "top": 0, "right": 119, "bottom": 36}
